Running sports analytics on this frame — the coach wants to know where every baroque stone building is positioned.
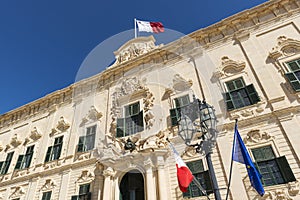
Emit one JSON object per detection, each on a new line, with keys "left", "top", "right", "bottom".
{"left": 0, "top": 0, "right": 300, "bottom": 199}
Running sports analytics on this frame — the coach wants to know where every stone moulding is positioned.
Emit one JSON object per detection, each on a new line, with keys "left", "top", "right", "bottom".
{"left": 269, "top": 36, "right": 300, "bottom": 59}
{"left": 40, "top": 179, "right": 56, "bottom": 191}
{"left": 112, "top": 36, "right": 159, "bottom": 65}
{"left": 80, "top": 106, "right": 103, "bottom": 127}
{"left": 110, "top": 77, "right": 155, "bottom": 136}
{"left": 9, "top": 186, "right": 25, "bottom": 199}
{"left": 243, "top": 129, "right": 274, "bottom": 145}
{"left": 261, "top": 180, "right": 300, "bottom": 200}
{"left": 172, "top": 74, "right": 193, "bottom": 92}
{"left": 76, "top": 170, "right": 95, "bottom": 183}
{"left": 50, "top": 116, "right": 70, "bottom": 136}
{"left": 214, "top": 56, "right": 246, "bottom": 78}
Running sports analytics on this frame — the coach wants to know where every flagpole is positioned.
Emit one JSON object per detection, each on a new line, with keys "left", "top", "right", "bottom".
{"left": 192, "top": 178, "right": 211, "bottom": 200}
{"left": 134, "top": 18, "right": 137, "bottom": 38}
{"left": 225, "top": 119, "right": 238, "bottom": 200}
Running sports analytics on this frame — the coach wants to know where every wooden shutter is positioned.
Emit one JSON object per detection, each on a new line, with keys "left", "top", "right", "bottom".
{"left": 170, "top": 108, "right": 180, "bottom": 126}
{"left": 14, "top": 155, "right": 24, "bottom": 170}
{"left": 79, "top": 184, "right": 90, "bottom": 194}
{"left": 285, "top": 72, "right": 300, "bottom": 91}
{"left": 137, "top": 111, "right": 144, "bottom": 132}
{"left": 203, "top": 170, "right": 213, "bottom": 195}
{"left": 276, "top": 156, "right": 296, "bottom": 183}
{"left": 224, "top": 92, "right": 234, "bottom": 111}
{"left": 116, "top": 118, "right": 125, "bottom": 137}
{"left": 71, "top": 195, "right": 79, "bottom": 200}
{"left": 45, "top": 146, "right": 52, "bottom": 162}
{"left": 245, "top": 84, "right": 260, "bottom": 104}
{"left": 77, "top": 136, "right": 86, "bottom": 152}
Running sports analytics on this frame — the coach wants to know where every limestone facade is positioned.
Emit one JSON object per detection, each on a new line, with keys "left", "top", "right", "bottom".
{"left": 0, "top": 0, "right": 300, "bottom": 199}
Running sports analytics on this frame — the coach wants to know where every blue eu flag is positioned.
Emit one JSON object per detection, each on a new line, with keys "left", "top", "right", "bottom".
{"left": 232, "top": 123, "right": 265, "bottom": 196}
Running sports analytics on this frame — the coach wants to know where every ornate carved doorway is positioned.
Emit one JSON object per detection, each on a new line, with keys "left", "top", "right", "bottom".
{"left": 119, "top": 170, "right": 145, "bottom": 200}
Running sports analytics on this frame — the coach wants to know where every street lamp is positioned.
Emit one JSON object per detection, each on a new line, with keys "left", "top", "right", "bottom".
{"left": 177, "top": 96, "right": 221, "bottom": 200}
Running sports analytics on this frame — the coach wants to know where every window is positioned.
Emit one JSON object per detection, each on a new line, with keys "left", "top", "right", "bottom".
{"left": 285, "top": 59, "right": 300, "bottom": 91}
{"left": 0, "top": 152, "right": 14, "bottom": 175}
{"left": 116, "top": 102, "right": 144, "bottom": 137}
{"left": 45, "top": 136, "right": 63, "bottom": 162}
{"left": 77, "top": 126, "right": 96, "bottom": 152}
{"left": 71, "top": 184, "right": 91, "bottom": 200}
{"left": 15, "top": 145, "right": 34, "bottom": 170}
{"left": 42, "top": 191, "right": 52, "bottom": 200}
{"left": 251, "top": 145, "right": 296, "bottom": 186}
{"left": 169, "top": 95, "right": 192, "bottom": 126}
{"left": 183, "top": 160, "right": 213, "bottom": 198}
{"left": 224, "top": 77, "right": 260, "bottom": 110}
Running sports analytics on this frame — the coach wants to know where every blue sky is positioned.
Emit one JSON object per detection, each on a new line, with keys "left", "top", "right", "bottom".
{"left": 0, "top": 0, "right": 268, "bottom": 114}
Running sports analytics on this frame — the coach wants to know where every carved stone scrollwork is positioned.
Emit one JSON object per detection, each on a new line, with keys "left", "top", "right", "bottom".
{"left": 172, "top": 74, "right": 193, "bottom": 92}
{"left": 243, "top": 129, "right": 274, "bottom": 145}
{"left": 112, "top": 36, "right": 157, "bottom": 65}
{"left": 214, "top": 56, "right": 246, "bottom": 78}
{"left": 10, "top": 186, "right": 25, "bottom": 199}
{"left": 29, "top": 127, "right": 42, "bottom": 141}
{"left": 181, "top": 146, "right": 198, "bottom": 159}
{"left": 103, "top": 167, "right": 116, "bottom": 178}
{"left": 40, "top": 179, "right": 56, "bottom": 191}
{"left": 77, "top": 170, "right": 95, "bottom": 183}
{"left": 80, "top": 106, "right": 103, "bottom": 127}
{"left": 228, "top": 101, "right": 265, "bottom": 120}
{"left": 111, "top": 77, "right": 144, "bottom": 118}
{"left": 261, "top": 180, "right": 300, "bottom": 200}
{"left": 10, "top": 134, "right": 21, "bottom": 148}
{"left": 50, "top": 116, "right": 70, "bottom": 136}
{"left": 110, "top": 77, "right": 156, "bottom": 134}
{"left": 269, "top": 36, "right": 300, "bottom": 59}
{"left": 143, "top": 88, "right": 155, "bottom": 129}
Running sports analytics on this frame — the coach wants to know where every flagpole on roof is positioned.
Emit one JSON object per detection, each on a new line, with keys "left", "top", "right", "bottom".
{"left": 134, "top": 18, "right": 137, "bottom": 38}
{"left": 225, "top": 119, "right": 237, "bottom": 200}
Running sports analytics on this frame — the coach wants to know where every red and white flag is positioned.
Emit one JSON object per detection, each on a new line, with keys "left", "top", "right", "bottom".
{"left": 170, "top": 143, "right": 194, "bottom": 192}
{"left": 136, "top": 20, "right": 164, "bottom": 33}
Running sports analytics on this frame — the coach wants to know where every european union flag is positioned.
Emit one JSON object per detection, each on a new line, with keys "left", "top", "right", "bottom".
{"left": 232, "top": 123, "right": 265, "bottom": 196}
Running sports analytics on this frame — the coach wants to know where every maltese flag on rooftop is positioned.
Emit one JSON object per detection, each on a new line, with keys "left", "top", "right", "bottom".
{"left": 136, "top": 20, "right": 164, "bottom": 33}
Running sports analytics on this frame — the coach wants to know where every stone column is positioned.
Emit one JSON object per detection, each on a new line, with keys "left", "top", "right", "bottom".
{"left": 102, "top": 167, "right": 115, "bottom": 200}
{"left": 25, "top": 177, "right": 38, "bottom": 199}
{"left": 58, "top": 169, "right": 71, "bottom": 200}
{"left": 156, "top": 155, "right": 169, "bottom": 200}
{"left": 93, "top": 164, "right": 104, "bottom": 200}
{"left": 144, "top": 157, "right": 157, "bottom": 200}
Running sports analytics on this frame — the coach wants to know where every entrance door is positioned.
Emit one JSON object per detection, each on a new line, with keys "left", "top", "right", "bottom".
{"left": 119, "top": 170, "right": 144, "bottom": 200}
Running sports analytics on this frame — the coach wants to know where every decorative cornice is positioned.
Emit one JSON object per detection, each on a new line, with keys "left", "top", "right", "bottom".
{"left": 0, "top": 0, "right": 298, "bottom": 133}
